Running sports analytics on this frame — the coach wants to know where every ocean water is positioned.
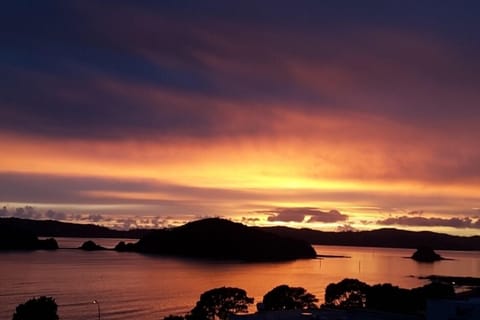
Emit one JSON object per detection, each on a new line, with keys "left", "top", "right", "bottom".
{"left": 1, "top": 238, "right": 479, "bottom": 320}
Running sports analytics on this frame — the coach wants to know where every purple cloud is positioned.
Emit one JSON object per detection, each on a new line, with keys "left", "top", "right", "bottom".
{"left": 307, "top": 209, "right": 349, "bottom": 223}
{"left": 86, "top": 214, "right": 106, "bottom": 223}
{"left": 408, "top": 210, "right": 424, "bottom": 215}
{"left": 377, "top": 216, "right": 480, "bottom": 229}
{"left": 2, "top": 206, "right": 61, "bottom": 220}
{"left": 265, "top": 207, "right": 348, "bottom": 223}
{"left": 45, "top": 209, "right": 67, "bottom": 220}
{"left": 336, "top": 224, "right": 358, "bottom": 232}
{"left": 114, "top": 218, "right": 138, "bottom": 230}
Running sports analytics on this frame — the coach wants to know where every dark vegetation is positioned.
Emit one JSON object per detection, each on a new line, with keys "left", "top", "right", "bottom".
{"left": 12, "top": 296, "right": 59, "bottom": 320}
{"left": 324, "top": 278, "right": 455, "bottom": 313}
{"left": 118, "top": 218, "right": 317, "bottom": 261}
{"left": 189, "top": 287, "right": 254, "bottom": 320}
{"left": 0, "top": 223, "right": 58, "bottom": 251}
{"left": 411, "top": 247, "right": 443, "bottom": 262}
{"left": 261, "top": 285, "right": 318, "bottom": 311}
{"left": 165, "top": 285, "right": 317, "bottom": 320}
{"left": 324, "top": 278, "right": 370, "bottom": 309}
{"left": 164, "top": 278, "right": 457, "bottom": 319}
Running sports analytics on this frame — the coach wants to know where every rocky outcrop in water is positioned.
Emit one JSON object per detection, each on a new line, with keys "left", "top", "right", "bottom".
{"left": 79, "top": 240, "right": 106, "bottom": 251}
{"left": 411, "top": 247, "right": 443, "bottom": 262}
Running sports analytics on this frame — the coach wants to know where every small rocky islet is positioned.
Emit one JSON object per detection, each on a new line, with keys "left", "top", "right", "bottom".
{"left": 411, "top": 247, "right": 444, "bottom": 262}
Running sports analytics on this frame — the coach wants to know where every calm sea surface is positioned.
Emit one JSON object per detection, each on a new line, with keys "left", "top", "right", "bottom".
{"left": 1, "top": 238, "right": 479, "bottom": 320}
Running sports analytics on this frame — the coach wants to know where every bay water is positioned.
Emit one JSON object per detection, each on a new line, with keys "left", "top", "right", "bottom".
{"left": 1, "top": 238, "right": 479, "bottom": 320}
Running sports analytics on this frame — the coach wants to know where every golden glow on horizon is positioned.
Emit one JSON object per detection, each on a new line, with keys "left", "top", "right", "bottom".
{"left": 1, "top": 108, "right": 479, "bottom": 235}
{"left": 1, "top": 133, "right": 479, "bottom": 197}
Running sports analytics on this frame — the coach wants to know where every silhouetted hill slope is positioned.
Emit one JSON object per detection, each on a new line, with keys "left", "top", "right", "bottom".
{"left": 0, "top": 223, "right": 58, "bottom": 251}
{"left": 129, "top": 218, "right": 317, "bottom": 261}
{"left": 0, "top": 217, "right": 150, "bottom": 239}
{"left": 260, "top": 227, "right": 480, "bottom": 250}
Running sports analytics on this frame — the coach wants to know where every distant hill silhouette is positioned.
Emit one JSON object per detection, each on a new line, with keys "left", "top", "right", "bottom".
{"left": 0, "top": 223, "right": 58, "bottom": 251}
{"left": 2, "top": 217, "right": 479, "bottom": 251}
{"left": 261, "top": 227, "right": 480, "bottom": 250}
{"left": 0, "top": 217, "right": 150, "bottom": 239}
{"left": 120, "top": 218, "right": 317, "bottom": 261}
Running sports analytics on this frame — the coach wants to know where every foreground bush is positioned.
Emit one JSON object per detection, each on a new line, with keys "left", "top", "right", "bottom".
{"left": 262, "top": 285, "right": 318, "bottom": 311}
{"left": 189, "top": 287, "right": 254, "bottom": 320}
{"left": 12, "top": 296, "right": 59, "bottom": 320}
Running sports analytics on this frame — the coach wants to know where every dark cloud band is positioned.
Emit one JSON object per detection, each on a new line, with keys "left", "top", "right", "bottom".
{"left": 377, "top": 216, "right": 480, "bottom": 229}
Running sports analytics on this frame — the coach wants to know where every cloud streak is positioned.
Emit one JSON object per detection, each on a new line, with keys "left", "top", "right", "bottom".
{"left": 265, "top": 207, "right": 348, "bottom": 223}
{"left": 377, "top": 216, "right": 480, "bottom": 229}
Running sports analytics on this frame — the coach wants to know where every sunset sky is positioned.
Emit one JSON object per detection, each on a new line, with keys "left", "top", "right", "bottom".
{"left": 1, "top": 1, "right": 480, "bottom": 235}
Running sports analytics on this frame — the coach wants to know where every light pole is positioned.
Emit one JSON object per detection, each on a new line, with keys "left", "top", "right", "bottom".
{"left": 92, "top": 300, "right": 101, "bottom": 320}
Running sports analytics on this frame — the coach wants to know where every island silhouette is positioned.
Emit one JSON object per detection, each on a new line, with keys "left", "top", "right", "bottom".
{"left": 411, "top": 247, "right": 444, "bottom": 262}
{"left": 116, "top": 218, "right": 317, "bottom": 261}
{"left": 79, "top": 240, "right": 107, "bottom": 251}
{"left": 0, "top": 222, "right": 58, "bottom": 251}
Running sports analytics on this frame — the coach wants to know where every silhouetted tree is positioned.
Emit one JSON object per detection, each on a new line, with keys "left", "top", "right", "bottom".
{"left": 189, "top": 287, "right": 254, "bottom": 320}
{"left": 367, "top": 282, "right": 455, "bottom": 313}
{"left": 262, "top": 285, "right": 318, "bottom": 311}
{"left": 409, "top": 282, "right": 455, "bottom": 311}
{"left": 12, "top": 296, "right": 59, "bottom": 320}
{"left": 324, "top": 278, "right": 370, "bottom": 309}
{"left": 416, "top": 282, "right": 455, "bottom": 299}
{"left": 325, "top": 279, "right": 455, "bottom": 313}
{"left": 366, "top": 283, "right": 414, "bottom": 312}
